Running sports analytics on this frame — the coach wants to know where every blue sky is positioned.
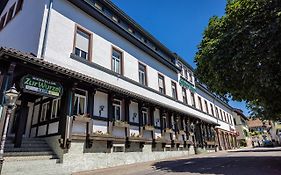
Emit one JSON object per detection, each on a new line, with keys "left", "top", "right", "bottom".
{"left": 111, "top": 0, "right": 250, "bottom": 115}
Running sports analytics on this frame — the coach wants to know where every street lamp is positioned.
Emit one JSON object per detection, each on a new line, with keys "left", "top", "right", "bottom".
{"left": 0, "top": 85, "right": 19, "bottom": 174}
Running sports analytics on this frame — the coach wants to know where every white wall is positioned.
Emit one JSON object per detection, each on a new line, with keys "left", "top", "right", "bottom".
{"left": 0, "top": 0, "right": 47, "bottom": 56}
{"left": 94, "top": 91, "right": 108, "bottom": 118}
{"left": 129, "top": 101, "right": 138, "bottom": 123}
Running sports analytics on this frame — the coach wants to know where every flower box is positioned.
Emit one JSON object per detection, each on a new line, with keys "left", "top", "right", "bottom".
{"left": 179, "top": 130, "right": 186, "bottom": 135}
{"left": 113, "top": 120, "right": 129, "bottom": 128}
{"left": 165, "top": 128, "right": 174, "bottom": 133}
{"left": 144, "top": 125, "right": 155, "bottom": 131}
{"left": 73, "top": 114, "right": 91, "bottom": 122}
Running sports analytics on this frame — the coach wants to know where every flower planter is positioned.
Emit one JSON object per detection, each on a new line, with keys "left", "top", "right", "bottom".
{"left": 144, "top": 125, "right": 155, "bottom": 131}
{"left": 113, "top": 120, "right": 129, "bottom": 128}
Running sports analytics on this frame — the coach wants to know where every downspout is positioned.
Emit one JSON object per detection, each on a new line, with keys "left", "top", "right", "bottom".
{"left": 40, "top": 0, "right": 53, "bottom": 58}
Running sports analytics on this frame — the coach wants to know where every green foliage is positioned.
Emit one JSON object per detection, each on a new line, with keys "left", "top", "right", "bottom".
{"left": 195, "top": 0, "right": 281, "bottom": 120}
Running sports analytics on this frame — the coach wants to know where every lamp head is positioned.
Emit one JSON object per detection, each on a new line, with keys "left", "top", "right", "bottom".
{"left": 4, "top": 84, "right": 19, "bottom": 107}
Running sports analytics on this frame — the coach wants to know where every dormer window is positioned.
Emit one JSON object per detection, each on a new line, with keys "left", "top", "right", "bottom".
{"left": 112, "top": 15, "right": 119, "bottom": 23}
{"left": 94, "top": 2, "right": 103, "bottom": 11}
{"left": 74, "top": 26, "right": 92, "bottom": 60}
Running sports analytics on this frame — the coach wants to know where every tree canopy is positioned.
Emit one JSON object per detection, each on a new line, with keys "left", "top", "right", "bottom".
{"left": 195, "top": 0, "right": 281, "bottom": 120}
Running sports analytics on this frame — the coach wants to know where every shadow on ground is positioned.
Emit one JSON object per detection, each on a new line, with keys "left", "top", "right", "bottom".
{"left": 228, "top": 148, "right": 281, "bottom": 153}
{"left": 153, "top": 154, "right": 281, "bottom": 175}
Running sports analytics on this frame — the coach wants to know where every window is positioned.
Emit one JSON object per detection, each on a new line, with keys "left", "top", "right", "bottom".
{"left": 94, "top": 2, "right": 103, "bottom": 11}
{"left": 184, "top": 68, "right": 188, "bottom": 79}
{"left": 111, "top": 48, "right": 122, "bottom": 74}
{"left": 198, "top": 96, "right": 203, "bottom": 111}
{"left": 182, "top": 88, "right": 187, "bottom": 104}
{"left": 6, "top": 3, "right": 15, "bottom": 25}
{"left": 51, "top": 98, "right": 61, "bottom": 119}
{"left": 171, "top": 81, "right": 178, "bottom": 99}
{"left": 233, "top": 118, "right": 237, "bottom": 125}
{"left": 138, "top": 63, "right": 147, "bottom": 86}
{"left": 158, "top": 74, "right": 165, "bottom": 94}
{"left": 113, "top": 99, "right": 122, "bottom": 121}
{"left": 74, "top": 27, "right": 91, "bottom": 60}
{"left": 142, "top": 108, "right": 148, "bottom": 125}
{"left": 15, "top": 0, "right": 24, "bottom": 15}
{"left": 73, "top": 90, "right": 87, "bottom": 115}
{"left": 188, "top": 71, "right": 193, "bottom": 82}
{"left": 215, "top": 107, "right": 219, "bottom": 118}
{"left": 204, "top": 100, "right": 209, "bottom": 114}
{"left": 41, "top": 102, "right": 50, "bottom": 122}
{"left": 210, "top": 104, "right": 214, "bottom": 116}
{"left": 190, "top": 91, "right": 195, "bottom": 107}
{"left": 0, "top": 13, "right": 7, "bottom": 31}
{"left": 220, "top": 110, "right": 223, "bottom": 121}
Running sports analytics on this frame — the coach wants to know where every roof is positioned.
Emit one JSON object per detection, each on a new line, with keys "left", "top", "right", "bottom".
{"left": 247, "top": 119, "right": 264, "bottom": 128}
{"left": 0, "top": 47, "right": 219, "bottom": 126}
{"left": 233, "top": 108, "right": 248, "bottom": 120}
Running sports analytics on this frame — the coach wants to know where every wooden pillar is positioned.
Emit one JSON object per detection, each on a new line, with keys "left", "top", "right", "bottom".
{"left": 159, "top": 109, "right": 164, "bottom": 134}
{"left": 107, "top": 92, "right": 113, "bottom": 134}
{"left": 59, "top": 84, "right": 75, "bottom": 149}
{"left": 138, "top": 102, "right": 143, "bottom": 134}
{"left": 14, "top": 99, "right": 28, "bottom": 148}
{"left": 124, "top": 98, "right": 130, "bottom": 122}
{"left": 87, "top": 89, "right": 96, "bottom": 118}
{"left": 149, "top": 106, "right": 155, "bottom": 126}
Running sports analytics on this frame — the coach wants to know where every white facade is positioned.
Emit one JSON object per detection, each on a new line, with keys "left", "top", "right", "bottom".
{"left": 0, "top": 0, "right": 235, "bottom": 133}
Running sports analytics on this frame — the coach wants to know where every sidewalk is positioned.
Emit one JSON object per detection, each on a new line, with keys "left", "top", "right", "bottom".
{"left": 73, "top": 150, "right": 228, "bottom": 175}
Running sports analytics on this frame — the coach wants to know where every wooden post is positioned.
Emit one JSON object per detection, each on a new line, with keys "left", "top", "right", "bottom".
{"left": 14, "top": 100, "right": 28, "bottom": 148}
{"left": 59, "top": 84, "right": 75, "bottom": 149}
{"left": 107, "top": 92, "right": 113, "bottom": 135}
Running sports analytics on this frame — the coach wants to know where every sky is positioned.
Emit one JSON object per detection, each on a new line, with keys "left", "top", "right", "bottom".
{"left": 110, "top": 0, "right": 250, "bottom": 116}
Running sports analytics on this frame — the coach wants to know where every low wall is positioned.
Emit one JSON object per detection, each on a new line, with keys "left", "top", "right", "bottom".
{"left": 63, "top": 141, "right": 196, "bottom": 173}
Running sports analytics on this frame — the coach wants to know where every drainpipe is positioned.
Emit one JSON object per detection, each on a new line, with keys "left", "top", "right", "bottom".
{"left": 40, "top": 0, "right": 53, "bottom": 58}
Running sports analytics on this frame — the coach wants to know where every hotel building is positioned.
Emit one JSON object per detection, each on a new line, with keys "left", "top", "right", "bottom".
{"left": 0, "top": 0, "right": 237, "bottom": 174}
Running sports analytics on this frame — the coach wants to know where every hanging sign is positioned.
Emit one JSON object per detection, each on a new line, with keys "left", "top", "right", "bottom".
{"left": 20, "top": 75, "right": 63, "bottom": 98}
{"left": 179, "top": 77, "right": 196, "bottom": 92}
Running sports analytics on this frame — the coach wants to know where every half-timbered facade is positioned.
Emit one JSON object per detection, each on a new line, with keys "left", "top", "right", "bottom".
{"left": 0, "top": 0, "right": 237, "bottom": 174}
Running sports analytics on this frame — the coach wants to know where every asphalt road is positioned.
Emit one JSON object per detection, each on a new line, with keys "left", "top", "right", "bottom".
{"left": 75, "top": 147, "right": 281, "bottom": 175}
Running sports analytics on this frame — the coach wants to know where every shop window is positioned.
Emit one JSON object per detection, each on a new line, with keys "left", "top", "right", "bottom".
{"left": 158, "top": 74, "right": 165, "bottom": 94}
{"left": 40, "top": 102, "right": 50, "bottom": 122}
{"left": 111, "top": 48, "right": 122, "bottom": 74}
{"left": 51, "top": 98, "right": 61, "bottom": 119}
{"left": 74, "top": 26, "right": 91, "bottom": 60}
{"left": 182, "top": 87, "right": 187, "bottom": 104}
{"left": 73, "top": 90, "right": 87, "bottom": 116}
{"left": 171, "top": 81, "right": 177, "bottom": 99}
{"left": 113, "top": 99, "right": 122, "bottom": 121}
{"left": 138, "top": 63, "right": 147, "bottom": 86}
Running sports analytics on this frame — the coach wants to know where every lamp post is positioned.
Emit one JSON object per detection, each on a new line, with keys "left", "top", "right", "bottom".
{"left": 0, "top": 85, "right": 19, "bottom": 174}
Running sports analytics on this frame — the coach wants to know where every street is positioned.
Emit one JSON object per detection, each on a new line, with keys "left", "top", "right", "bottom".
{"left": 75, "top": 147, "right": 281, "bottom": 175}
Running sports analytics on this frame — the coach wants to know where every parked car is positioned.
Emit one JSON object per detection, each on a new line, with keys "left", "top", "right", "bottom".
{"left": 263, "top": 140, "right": 274, "bottom": 147}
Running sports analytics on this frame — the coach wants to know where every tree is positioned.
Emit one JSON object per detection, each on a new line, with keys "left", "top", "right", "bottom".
{"left": 195, "top": 0, "right": 281, "bottom": 120}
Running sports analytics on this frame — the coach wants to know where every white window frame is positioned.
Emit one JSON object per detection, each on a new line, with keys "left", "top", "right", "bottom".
{"left": 138, "top": 63, "right": 146, "bottom": 85}
{"left": 142, "top": 108, "right": 148, "bottom": 125}
{"left": 113, "top": 99, "right": 122, "bottom": 121}
{"left": 112, "top": 49, "right": 122, "bottom": 74}
{"left": 73, "top": 90, "right": 87, "bottom": 116}
{"left": 51, "top": 98, "right": 61, "bottom": 119}
{"left": 41, "top": 102, "right": 50, "bottom": 122}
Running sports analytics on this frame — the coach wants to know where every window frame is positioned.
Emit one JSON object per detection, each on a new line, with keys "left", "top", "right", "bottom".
{"left": 171, "top": 81, "right": 178, "bottom": 99}
{"left": 50, "top": 98, "right": 61, "bottom": 119}
{"left": 198, "top": 96, "right": 203, "bottom": 111}
{"left": 204, "top": 100, "right": 209, "bottom": 114}
{"left": 73, "top": 24, "right": 92, "bottom": 61}
{"left": 113, "top": 99, "right": 122, "bottom": 121}
{"left": 190, "top": 91, "right": 196, "bottom": 107}
{"left": 158, "top": 73, "right": 166, "bottom": 94}
{"left": 111, "top": 46, "right": 123, "bottom": 75}
{"left": 40, "top": 101, "right": 50, "bottom": 122}
{"left": 182, "top": 87, "right": 188, "bottom": 104}
{"left": 138, "top": 62, "right": 147, "bottom": 86}
{"left": 73, "top": 89, "right": 88, "bottom": 116}
{"left": 142, "top": 108, "right": 149, "bottom": 125}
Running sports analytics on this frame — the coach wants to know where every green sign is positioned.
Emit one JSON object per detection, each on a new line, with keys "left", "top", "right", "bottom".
{"left": 20, "top": 75, "right": 63, "bottom": 98}
{"left": 179, "top": 77, "right": 196, "bottom": 92}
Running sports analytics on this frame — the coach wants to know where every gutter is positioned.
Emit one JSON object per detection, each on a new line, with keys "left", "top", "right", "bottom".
{"left": 41, "top": 0, "right": 53, "bottom": 58}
